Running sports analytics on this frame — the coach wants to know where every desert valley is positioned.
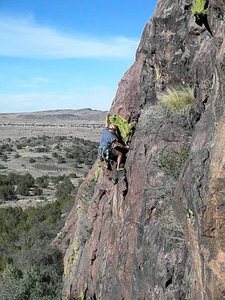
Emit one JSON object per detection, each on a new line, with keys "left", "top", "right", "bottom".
{"left": 0, "top": 108, "right": 106, "bottom": 209}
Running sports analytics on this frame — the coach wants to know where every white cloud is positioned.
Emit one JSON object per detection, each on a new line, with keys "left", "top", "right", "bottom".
{"left": 0, "top": 16, "right": 139, "bottom": 59}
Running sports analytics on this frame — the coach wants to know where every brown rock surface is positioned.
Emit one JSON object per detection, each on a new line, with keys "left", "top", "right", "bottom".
{"left": 55, "top": 0, "right": 225, "bottom": 299}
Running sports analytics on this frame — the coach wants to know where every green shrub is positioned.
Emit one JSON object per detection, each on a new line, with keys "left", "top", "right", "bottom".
{"left": 35, "top": 146, "right": 49, "bottom": 153}
{"left": 16, "top": 181, "right": 30, "bottom": 196}
{"left": 23, "top": 173, "right": 35, "bottom": 188}
{"left": 56, "top": 177, "right": 75, "bottom": 200}
{"left": 57, "top": 155, "right": 65, "bottom": 164}
{"left": 191, "top": 0, "right": 207, "bottom": 15}
{"left": 55, "top": 176, "right": 77, "bottom": 213}
{"left": 33, "top": 187, "right": 43, "bottom": 196}
{"left": 0, "top": 263, "right": 21, "bottom": 283}
{"left": 109, "top": 114, "right": 133, "bottom": 144}
{"left": 0, "top": 204, "right": 64, "bottom": 299}
{"left": 50, "top": 175, "right": 66, "bottom": 185}
{"left": 7, "top": 173, "right": 21, "bottom": 185}
{"left": 0, "top": 174, "right": 16, "bottom": 201}
{"left": 16, "top": 144, "right": 23, "bottom": 150}
{"left": 1, "top": 154, "right": 8, "bottom": 161}
{"left": 160, "top": 86, "right": 194, "bottom": 114}
{"left": 0, "top": 264, "right": 63, "bottom": 300}
{"left": 36, "top": 176, "right": 49, "bottom": 188}
{"left": 29, "top": 157, "right": 36, "bottom": 163}
{"left": 4, "top": 145, "right": 13, "bottom": 152}
{"left": 52, "top": 152, "right": 58, "bottom": 158}
{"left": 0, "top": 185, "right": 16, "bottom": 201}
{"left": 16, "top": 173, "right": 35, "bottom": 196}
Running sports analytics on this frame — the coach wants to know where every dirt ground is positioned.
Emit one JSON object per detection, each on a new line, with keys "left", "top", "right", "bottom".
{"left": 0, "top": 122, "right": 103, "bottom": 142}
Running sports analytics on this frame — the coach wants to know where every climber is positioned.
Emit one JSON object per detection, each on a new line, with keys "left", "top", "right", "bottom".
{"left": 98, "top": 113, "right": 129, "bottom": 171}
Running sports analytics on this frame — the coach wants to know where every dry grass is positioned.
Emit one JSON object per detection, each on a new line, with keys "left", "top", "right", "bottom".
{"left": 154, "top": 65, "right": 162, "bottom": 81}
{"left": 160, "top": 86, "right": 195, "bottom": 114}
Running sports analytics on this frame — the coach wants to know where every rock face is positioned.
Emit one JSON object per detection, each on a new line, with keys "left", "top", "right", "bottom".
{"left": 56, "top": 0, "right": 225, "bottom": 299}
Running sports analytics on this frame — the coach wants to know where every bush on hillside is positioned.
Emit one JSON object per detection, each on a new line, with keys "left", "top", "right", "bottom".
{"left": 16, "top": 173, "right": 35, "bottom": 196}
{"left": 36, "top": 176, "right": 49, "bottom": 188}
{"left": 0, "top": 185, "right": 16, "bottom": 202}
{"left": 0, "top": 175, "right": 16, "bottom": 201}
{"left": 56, "top": 177, "right": 75, "bottom": 200}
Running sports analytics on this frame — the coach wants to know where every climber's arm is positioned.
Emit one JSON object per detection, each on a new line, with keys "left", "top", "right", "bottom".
{"left": 105, "top": 113, "right": 110, "bottom": 128}
{"left": 114, "top": 140, "right": 129, "bottom": 150}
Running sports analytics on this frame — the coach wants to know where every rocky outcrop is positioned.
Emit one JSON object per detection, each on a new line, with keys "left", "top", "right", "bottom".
{"left": 55, "top": 0, "right": 225, "bottom": 299}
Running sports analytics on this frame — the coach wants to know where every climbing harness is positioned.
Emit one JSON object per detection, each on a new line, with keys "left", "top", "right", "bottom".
{"left": 98, "top": 146, "right": 111, "bottom": 162}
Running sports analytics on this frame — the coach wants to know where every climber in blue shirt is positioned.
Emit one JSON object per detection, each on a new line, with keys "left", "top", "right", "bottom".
{"left": 99, "top": 113, "right": 129, "bottom": 170}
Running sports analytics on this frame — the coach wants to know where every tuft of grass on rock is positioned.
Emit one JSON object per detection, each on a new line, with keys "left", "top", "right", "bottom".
{"left": 160, "top": 86, "right": 195, "bottom": 114}
{"left": 94, "top": 164, "right": 101, "bottom": 181}
{"left": 191, "top": 0, "right": 207, "bottom": 15}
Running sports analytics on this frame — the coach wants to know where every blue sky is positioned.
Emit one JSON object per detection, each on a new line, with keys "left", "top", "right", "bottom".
{"left": 0, "top": 0, "right": 158, "bottom": 113}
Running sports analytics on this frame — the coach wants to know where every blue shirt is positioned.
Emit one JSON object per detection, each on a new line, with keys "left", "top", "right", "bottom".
{"left": 99, "top": 127, "right": 117, "bottom": 149}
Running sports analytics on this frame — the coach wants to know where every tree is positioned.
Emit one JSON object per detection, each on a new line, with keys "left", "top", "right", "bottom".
{"left": 16, "top": 174, "right": 35, "bottom": 196}
{"left": 33, "top": 187, "right": 43, "bottom": 196}
{"left": 0, "top": 185, "right": 16, "bottom": 201}
{"left": 55, "top": 177, "right": 74, "bottom": 200}
{"left": 36, "top": 176, "right": 49, "bottom": 188}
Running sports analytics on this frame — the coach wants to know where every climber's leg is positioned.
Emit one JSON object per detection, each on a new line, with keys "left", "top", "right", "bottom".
{"left": 111, "top": 148, "right": 124, "bottom": 170}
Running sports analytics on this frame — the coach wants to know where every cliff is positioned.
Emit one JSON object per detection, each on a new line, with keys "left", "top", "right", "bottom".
{"left": 55, "top": 0, "right": 225, "bottom": 299}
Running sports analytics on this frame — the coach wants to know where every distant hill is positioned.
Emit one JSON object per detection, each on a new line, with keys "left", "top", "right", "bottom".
{"left": 0, "top": 108, "right": 107, "bottom": 123}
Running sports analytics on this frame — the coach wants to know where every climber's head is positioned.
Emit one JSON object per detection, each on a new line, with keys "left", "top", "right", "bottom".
{"left": 109, "top": 124, "right": 117, "bottom": 132}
